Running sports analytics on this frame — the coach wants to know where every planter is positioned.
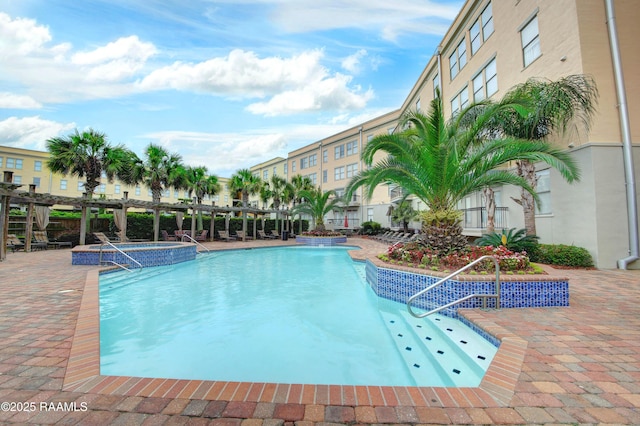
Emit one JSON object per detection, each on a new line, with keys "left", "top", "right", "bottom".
{"left": 295, "top": 235, "right": 347, "bottom": 246}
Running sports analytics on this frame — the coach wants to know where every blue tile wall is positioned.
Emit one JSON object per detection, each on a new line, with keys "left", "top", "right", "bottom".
{"left": 72, "top": 243, "right": 197, "bottom": 267}
{"left": 296, "top": 236, "right": 348, "bottom": 246}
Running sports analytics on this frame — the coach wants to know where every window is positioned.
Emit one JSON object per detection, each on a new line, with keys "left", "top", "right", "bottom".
{"left": 60, "top": 179, "right": 67, "bottom": 190}
{"left": 263, "top": 170, "right": 268, "bottom": 180}
{"left": 473, "top": 57, "right": 498, "bottom": 101}
{"left": 34, "top": 161, "right": 42, "bottom": 172}
{"left": 32, "top": 177, "right": 40, "bottom": 188}
{"left": 323, "top": 150, "right": 328, "bottom": 163}
{"left": 521, "top": 16, "right": 541, "bottom": 67}
{"left": 346, "top": 163, "right": 358, "bottom": 178}
{"left": 536, "top": 169, "right": 551, "bottom": 214}
{"left": 291, "top": 160, "right": 296, "bottom": 172}
{"left": 284, "top": 164, "right": 288, "bottom": 175}
{"left": 0, "top": 157, "right": 3, "bottom": 167}
{"left": 309, "top": 154, "right": 317, "bottom": 167}
{"left": 433, "top": 74, "right": 440, "bottom": 98}
{"left": 77, "top": 182, "right": 85, "bottom": 192}
{"left": 115, "top": 185, "right": 121, "bottom": 194}
{"left": 334, "top": 166, "right": 345, "bottom": 181}
{"left": 306, "top": 173, "right": 317, "bottom": 185}
{"left": 300, "top": 157, "right": 309, "bottom": 169}
{"left": 135, "top": 186, "right": 141, "bottom": 196}
{"left": 273, "top": 166, "right": 277, "bottom": 176}
{"left": 470, "top": 3, "right": 494, "bottom": 55}
{"left": 346, "top": 140, "right": 358, "bottom": 156}
{"left": 13, "top": 175, "right": 21, "bottom": 184}
{"left": 387, "top": 127, "right": 395, "bottom": 135}
{"left": 449, "top": 39, "right": 467, "bottom": 79}
{"left": 367, "top": 134, "right": 374, "bottom": 143}
{"left": 451, "top": 86, "right": 469, "bottom": 116}
{"left": 416, "top": 98, "right": 421, "bottom": 111}
{"left": 335, "top": 145, "right": 345, "bottom": 159}
{"left": 367, "top": 208, "right": 374, "bottom": 222}
{"left": 101, "top": 171, "right": 107, "bottom": 178}
{"left": 323, "top": 170, "right": 327, "bottom": 183}
{"left": 6, "top": 158, "right": 22, "bottom": 169}
{"left": 99, "top": 184, "right": 106, "bottom": 193}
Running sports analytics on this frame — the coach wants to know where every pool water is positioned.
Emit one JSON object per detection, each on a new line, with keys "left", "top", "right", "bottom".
{"left": 99, "top": 246, "right": 496, "bottom": 386}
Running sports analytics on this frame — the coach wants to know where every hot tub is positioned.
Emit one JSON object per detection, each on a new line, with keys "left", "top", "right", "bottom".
{"left": 72, "top": 242, "right": 197, "bottom": 267}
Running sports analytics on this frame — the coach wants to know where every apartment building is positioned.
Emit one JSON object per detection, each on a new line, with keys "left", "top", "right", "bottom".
{"left": 0, "top": 145, "right": 233, "bottom": 210}
{"left": 253, "top": 0, "right": 638, "bottom": 268}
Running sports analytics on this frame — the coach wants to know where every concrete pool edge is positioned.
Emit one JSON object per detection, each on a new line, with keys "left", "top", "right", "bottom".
{"left": 63, "top": 244, "right": 528, "bottom": 408}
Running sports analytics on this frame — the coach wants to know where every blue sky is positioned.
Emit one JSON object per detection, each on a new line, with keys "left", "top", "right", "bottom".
{"left": 0, "top": 0, "right": 461, "bottom": 177}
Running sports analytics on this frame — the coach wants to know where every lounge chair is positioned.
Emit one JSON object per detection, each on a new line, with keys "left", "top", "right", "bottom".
{"left": 93, "top": 232, "right": 112, "bottom": 243}
{"left": 161, "top": 230, "right": 177, "bottom": 241}
{"left": 257, "top": 230, "right": 276, "bottom": 239}
{"left": 33, "top": 231, "right": 72, "bottom": 249}
{"left": 194, "top": 230, "right": 208, "bottom": 242}
{"left": 217, "top": 230, "right": 237, "bottom": 242}
{"left": 235, "top": 230, "right": 252, "bottom": 240}
{"left": 271, "top": 230, "right": 281, "bottom": 238}
{"left": 6, "top": 234, "right": 25, "bottom": 252}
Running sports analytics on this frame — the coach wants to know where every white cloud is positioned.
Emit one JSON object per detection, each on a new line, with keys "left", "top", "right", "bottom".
{"left": 0, "top": 116, "right": 75, "bottom": 150}
{"left": 0, "top": 93, "right": 43, "bottom": 109}
{"left": 341, "top": 49, "right": 368, "bottom": 74}
{"left": 0, "top": 13, "right": 52, "bottom": 55}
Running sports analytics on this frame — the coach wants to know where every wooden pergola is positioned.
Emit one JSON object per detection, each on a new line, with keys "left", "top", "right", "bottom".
{"left": 1, "top": 175, "right": 291, "bottom": 261}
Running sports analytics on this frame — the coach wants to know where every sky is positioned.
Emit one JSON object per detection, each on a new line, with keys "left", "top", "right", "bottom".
{"left": 0, "top": 0, "right": 462, "bottom": 178}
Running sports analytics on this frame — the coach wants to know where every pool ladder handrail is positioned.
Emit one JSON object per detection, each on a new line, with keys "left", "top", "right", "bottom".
{"left": 98, "top": 241, "right": 143, "bottom": 271}
{"left": 407, "top": 255, "right": 500, "bottom": 318}
{"left": 180, "top": 233, "right": 211, "bottom": 252}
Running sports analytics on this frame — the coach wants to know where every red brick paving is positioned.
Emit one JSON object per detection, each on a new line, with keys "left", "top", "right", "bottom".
{"left": 0, "top": 237, "right": 639, "bottom": 423}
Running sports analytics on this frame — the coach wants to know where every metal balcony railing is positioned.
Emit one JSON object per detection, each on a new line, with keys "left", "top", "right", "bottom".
{"left": 459, "top": 206, "right": 508, "bottom": 230}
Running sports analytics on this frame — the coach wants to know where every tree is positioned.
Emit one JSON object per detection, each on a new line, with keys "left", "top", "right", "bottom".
{"left": 129, "top": 143, "right": 185, "bottom": 203}
{"left": 391, "top": 200, "right": 419, "bottom": 233}
{"left": 184, "top": 166, "right": 220, "bottom": 231}
{"left": 490, "top": 75, "right": 598, "bottom": 235}
{"left": 293, "top": 187, "right": 342, "bottom": 231}
{"left": 46, "top": 129, "right": 134, "bottom": 197}
{"left": 289, "top": 175, "right": 314, "bottom": 233}
{"left": 229, "top": 169, "right": 262, "bottom": 238}
{"left": 346, "top": 96, "right": 581, "bottom": 254}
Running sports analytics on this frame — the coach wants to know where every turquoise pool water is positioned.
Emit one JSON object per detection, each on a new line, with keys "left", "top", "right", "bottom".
{"left": 100, "top": 246, "right": 496, "bottom": 386}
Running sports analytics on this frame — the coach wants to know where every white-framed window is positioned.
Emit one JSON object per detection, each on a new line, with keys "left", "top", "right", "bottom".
{"left": 323, "top": 170, "right": 328, "bottom": 183}
{"left": 433, "top": 74, "right": 440, "bottom": 98}
{"left": 309, "top": 154, "right": 317, "bottom": 167}
{"left": 32, "top": 177, "right": 40, "bottom": 188}
{"left": 335, "top": 145, "right": 345, "bottom": 159}
{"left": 60, "top": 179, "right": 67, "bottom": 190}
{"left": 34, "top": 161, "right": 42, "bottom": 172}
{"left": 263, "top": 170, "right": 268, "bottom": 180}
{"left": 536, "top": 169, "right": 552, "bottom": 214}
{"left": 521, "top": 15, "right": 541, "bottom": 67}
{"left": 346, "top": 163, "right": 358, "bottom": 178}
{"left": 99, "top": 184, "right": 106, "bottom": 193}
{"left": 13, "top": 175, "right": 21, "bottom": 184}
{"left": 77, "top": 182, "right": 85, "bottom": 192}
{"left": 0, "top": 157, "right": 3, "bottom": 168}
{"left": 416, "top": 98, "right": 421, "bottom": 111}
{"left": 367, "top": 208, "right": 374, "bottom": 222}
{"left": 346, "top": 140, "right": 358, "bottom": 156}
{"left": 323, "top": 149, "right": 328, "bottom": 163}
{"left": 175, "top": 189, "right": 180, "bottom": 198}
{"left": 6, "top": 158, "right": 22, "bottom": 169}
{"left": 470, "top": 2, "right": 494, "bottom": 55}
{"left": 387, "top": 127, "right": 395, "bottom": 135}
{"left": 284, "top": 164, "right": 288, "bottom": 175}
{"left": 449, "top": 38, "right": 467, "bottom": 79}
{"left": 114, "top": 185, "right": 121, "bottom": 194}
{"left": 273, "top": 166, "right": 277, "bottom": 176}
{"left": 334, "top": 166, "right": 345, "bottom": 181}
{"left": 473, "top": 57, "right": 498, "bottom": 101}
{"left": 451, "top": 86, "right": 469, "bottom": 116}
{"left": 291, "top": 160, "right": 296, "bottom": 172}
{"left": 101, "top": 171, "right": 107, "bottom": 178}
{"left": 300, "top": 157, "right": 309, "bottom": 169}
{"left": 135, "top": 186, "right": 141, "bottom": 196}
{"left": 306, "top": 173, "right": 317, "bottom": 185}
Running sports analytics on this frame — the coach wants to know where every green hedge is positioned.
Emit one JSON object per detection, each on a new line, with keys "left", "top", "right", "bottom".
{"left": 530, "top": 244, "right": 594, "bottom": 267}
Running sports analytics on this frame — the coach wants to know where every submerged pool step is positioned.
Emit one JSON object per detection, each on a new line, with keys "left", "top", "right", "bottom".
{"left": 379, "top": 308, "right": 497, "bottom": 387}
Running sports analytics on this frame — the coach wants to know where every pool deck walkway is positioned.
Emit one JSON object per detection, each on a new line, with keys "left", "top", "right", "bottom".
{"left": 0, "top": 236, "right": 639, "bottom": 425}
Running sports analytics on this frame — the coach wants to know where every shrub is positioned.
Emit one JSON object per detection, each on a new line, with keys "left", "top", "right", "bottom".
{"left": 475, "top": 228, "right": 539, "bottom": 252}
{"left": 361, "top": 221, "right": 382, "bottom": 235}
{"left": 532, "top": 244, "right": 594, "bottom": 267}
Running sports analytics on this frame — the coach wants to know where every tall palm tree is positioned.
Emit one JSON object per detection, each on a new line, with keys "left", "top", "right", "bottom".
{"left": 229, "top": 169, "right": 262, "bottom": 238}
{"left": 46, "top": 129, "right": 133, "bottom": 197}
{"left": 184, "top": 166, "right": 220, "bottom": 231}
{"left": 290, "top": 175, "right": 314, "bottom": 233}
{"left": 391, "top": 200, "right": 419, "bottom": 233}
{"left": 293, "top": 187, "right": 342, "bottom": 231}
{"left": 346, "top": 96, "right": 581, "bottom": 253}
{"left": 490, "top": 75, "right": 598, "bottom": 235}
{"left": 130, "top": 144, "right": 185, "bottom": 203}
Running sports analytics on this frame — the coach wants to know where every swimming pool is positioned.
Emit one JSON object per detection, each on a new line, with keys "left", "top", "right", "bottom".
{"left": 99, "top": 246, "right": 496, "bottom": 386}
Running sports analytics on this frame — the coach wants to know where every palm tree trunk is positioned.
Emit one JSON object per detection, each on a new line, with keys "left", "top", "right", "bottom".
{"left": 483, "top": 187, "right": 496, "bottom": 234}
{"left": 512, "top": 160, "right": 538, "bottom": 236}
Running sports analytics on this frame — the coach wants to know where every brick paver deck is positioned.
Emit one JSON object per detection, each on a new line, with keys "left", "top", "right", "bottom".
{"left": 0, "top": 236, "right": 638, "bottom": 424}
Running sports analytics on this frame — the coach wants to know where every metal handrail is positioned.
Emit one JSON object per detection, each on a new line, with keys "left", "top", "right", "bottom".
{"left": 98, "top": 241, "right": 143, "bottom": 269}
{"left": 407, "top": 255, "right": 500, "bottom": 318}
{"left": 101, "top": 260, "right": 135, "bottom": 272}
{"left": 180, "top": 234, "right": 211, "bottom": 252}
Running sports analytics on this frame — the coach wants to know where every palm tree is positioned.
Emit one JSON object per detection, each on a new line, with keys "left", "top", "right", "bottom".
{"left": 46, "top": 129, "right": 133, "bottom": 197}
{"left": 229, "top": 169, "right": 262, "bottom": 238}
{"left": 346, "top": 96, "right": 581, "bottom": 253}
{"left": 290, "top": 175, "right": 314, "bottom": 233}
{"left": 184, "top": 166, "right": 220, "bottom": 231}
{"left": 490, "top": 75, "right": 598, "bottom": 235}
{"left": 129, "top": 143, "right": 185, "bottom": 203}
{"left": 293, "top": 187, "right": 342, "bottom": 231}
{"left": 391, "top": 200, "right": 419, "bottom": 233}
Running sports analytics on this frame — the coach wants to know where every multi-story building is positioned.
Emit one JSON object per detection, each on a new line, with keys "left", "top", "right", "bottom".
{"left": 0, "top": 145, "right": 233, "bottom": 210}
{"left": 257, "top": 0, "right": 639, "bottom": 268}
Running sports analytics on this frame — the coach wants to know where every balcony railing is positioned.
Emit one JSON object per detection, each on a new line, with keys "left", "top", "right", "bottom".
{"left": 326, "top": 218, "right": 360, "bottom": 229}
{"left": 460, "top": 207, "right": 508, "bottom": 230}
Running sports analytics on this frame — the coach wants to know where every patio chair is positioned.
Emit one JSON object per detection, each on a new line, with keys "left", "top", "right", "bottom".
{"left": 161, "top": 230, "right": 177, "bottom": 241}
{"left": 217, "top": 230, "right": 237, "bottom": 242}
{"left": 194, "top": 230, "right": 208, "bottom": 242}
{"left": 6, "top": 234, "right": 25, "bottom": 252}
{"left": 257, "top": 230, "right": 277, "bottom": 239}
{"left": 271, "top": 230, "right": 281, "bottom": 238}
{"left": 235, "top": 230, "right": 253, "bottom": 240}
{"left": 93, "top": 232, "right": 112, "bottom": 243}
{"left": 33, "top": 231, "right": 72, "bottom": 249}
